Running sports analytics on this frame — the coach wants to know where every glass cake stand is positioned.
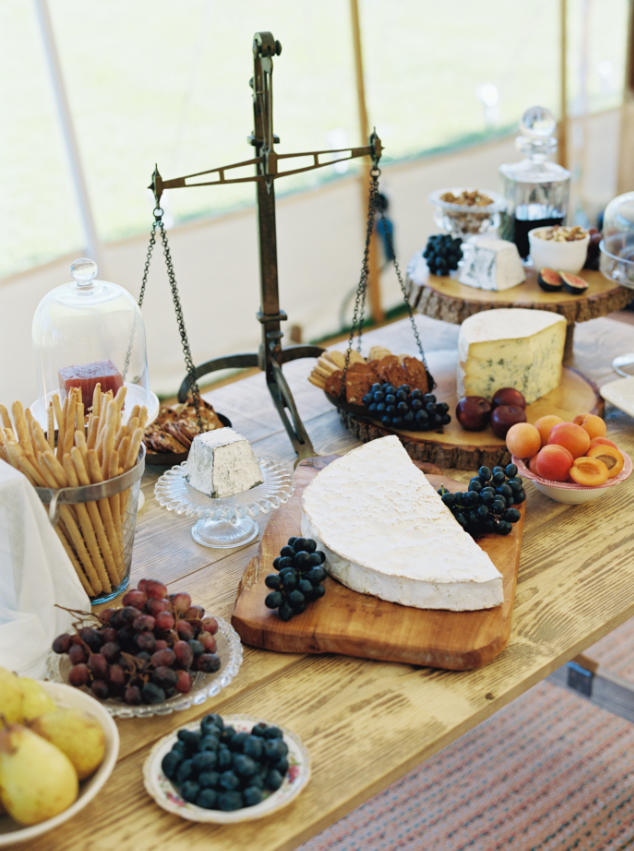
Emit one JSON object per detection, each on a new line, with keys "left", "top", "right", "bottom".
{"left": 154, "top": 457, "right": 294, "bottom": 548}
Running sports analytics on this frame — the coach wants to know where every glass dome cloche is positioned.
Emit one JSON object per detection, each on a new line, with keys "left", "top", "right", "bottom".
{"left": 31, "top": 258, "right": 159, "bottom": 424}
{"left": 599, "top": 191, "right": 634, "bottom": 290}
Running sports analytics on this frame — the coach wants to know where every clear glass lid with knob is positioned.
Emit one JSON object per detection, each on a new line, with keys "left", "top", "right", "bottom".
{"left": 31, "top": 258, "right": 159, "bottom": 424}
{"left": 600, "top": 192, "right": 634, "bottom": 290}
{"left": 499, "top": 106, "right": 571, "bottom": 259}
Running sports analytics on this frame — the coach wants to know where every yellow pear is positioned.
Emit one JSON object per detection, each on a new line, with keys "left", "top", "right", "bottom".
{"left": 18, "top": 678, "right": 57, "bottom": 722}
{"left": 30, "top": 708, "right": 106, "bottom": 780}
{"left": 0, "top": 666, "right": 23, "bottom": 725}
{"left": 0, "top": 723, "right": 78, "bottom": 825}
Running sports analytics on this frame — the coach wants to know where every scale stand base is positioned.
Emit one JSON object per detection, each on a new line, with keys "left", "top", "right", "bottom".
{"left": 178, "top": 344, "right": 324, "bottom": 462}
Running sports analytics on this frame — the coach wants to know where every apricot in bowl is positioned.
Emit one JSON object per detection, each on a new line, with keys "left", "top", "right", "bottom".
{"left": 512, "top": 450, "right": 632, "bottom": 504}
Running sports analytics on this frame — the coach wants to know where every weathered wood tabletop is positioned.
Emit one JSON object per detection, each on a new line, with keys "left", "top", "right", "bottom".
{"left": 30, "top": 313, "right": 634, "bottom": 851}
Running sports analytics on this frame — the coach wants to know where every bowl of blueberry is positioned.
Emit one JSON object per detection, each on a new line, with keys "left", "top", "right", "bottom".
{"left": 143, "top": 713, "right": 310, "bottom": 822}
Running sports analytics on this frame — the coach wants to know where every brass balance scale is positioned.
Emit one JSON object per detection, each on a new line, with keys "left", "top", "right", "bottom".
{"left": 142, "top": 31, "right": 428, "bottom": 463}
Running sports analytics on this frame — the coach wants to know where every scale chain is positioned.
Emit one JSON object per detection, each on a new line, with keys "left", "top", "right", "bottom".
{"left": 136, "top": 209, "right": 203, "bottom": 432}
{"left": 341, "top": 166, "right": 433, "bottom": 402}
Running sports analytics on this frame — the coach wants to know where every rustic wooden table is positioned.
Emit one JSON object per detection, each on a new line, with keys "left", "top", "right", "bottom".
{"left": 32, "top": 313, "right": 634, "bottom": 851}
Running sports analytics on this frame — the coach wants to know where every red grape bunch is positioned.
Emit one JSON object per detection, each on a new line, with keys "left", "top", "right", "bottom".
{"left": 52, "top": 579, "right": 221, "bottom": 705}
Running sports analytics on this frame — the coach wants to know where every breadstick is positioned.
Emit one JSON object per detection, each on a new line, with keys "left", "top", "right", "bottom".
{"left": 11, "top": 401, "right": 34, "bottom": 459}
{"left": 0, "top": 404, "right": 12, "bottom": 431}
{"left": 74, "top": 428, "right": 88, "bottom": 455}
{"left": 56, "top": 530, "right": 94, "bottom": 597}
{"left": 53, "top": 394, "right": 65, "bottom": 461}
{"left": 62, "top": 394, "right": 76, "bottom": 457}
{"left": 87, "top": 448, "right": 123, "bottom": 578}
{"left": 113, "top": 385, "right": 127, "bottom": 416}
{"left": 71, "top": 446, "right": 119, "bottom": 587}
{"left": 91, "top": 383, "right": 102, "bottom": 418}
{"left": 87, "top": 416, "right": 99, "bottom": 450}
{"left": 47, "top": 402, "right": 55, "bottom": 448}
{"left": 62, "top": 454, "right": 111, "bottom": 594}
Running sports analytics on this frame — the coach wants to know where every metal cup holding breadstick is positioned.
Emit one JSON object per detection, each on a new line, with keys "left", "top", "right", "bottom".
{"left": 0, "top": 385, "right": 147, "bottom": 604}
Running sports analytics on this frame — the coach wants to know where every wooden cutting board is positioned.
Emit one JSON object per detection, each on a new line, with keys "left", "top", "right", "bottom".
{"left": 231, "top": 456, "right": 525, "bottom": 670}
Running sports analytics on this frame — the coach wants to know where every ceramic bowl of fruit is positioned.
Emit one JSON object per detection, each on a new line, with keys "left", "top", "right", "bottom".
{"left": 505, "top": 413, "right": 632, "bottom": 504}
{"left": 429, "top": 187, "right": 505, "bottom": 238}
{"left": 528, "top": 225, "right": 589, "bottom": 274}
{"left": 143, "top": 713, "right": 310, "bottom": 823}
{"left": 0, "top": 675, "right": 118, "bottom": 846}
{"left": 46, "top": 579, "right": 243, "bottom": 718}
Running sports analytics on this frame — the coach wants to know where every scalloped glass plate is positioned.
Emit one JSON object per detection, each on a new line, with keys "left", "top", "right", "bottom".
{"left": 154, "top": 456, "right": 294, "bottom": 548}
{"left": 45, "top": 616, "right": 243, "bottom": 719}
{"left": 143, "top": 715, "right": 310, "bottom": 823}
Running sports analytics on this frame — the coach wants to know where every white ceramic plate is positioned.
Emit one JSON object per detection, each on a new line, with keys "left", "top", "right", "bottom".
{"left": 143, "top": 715, "right": 310, "bottom": 823}
{"left": 600, "top": 375, "right": 634, "bottom": 418}
{"left": 0, "top": 681, "right": 119, "bottom": 846}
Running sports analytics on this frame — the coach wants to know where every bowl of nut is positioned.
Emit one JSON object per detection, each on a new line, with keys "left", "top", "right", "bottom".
{"left": 429, "top": 188, "right": 505, "bottom": 238}
{"left": 528, "top": 225, "right": 589, "bottom": 273}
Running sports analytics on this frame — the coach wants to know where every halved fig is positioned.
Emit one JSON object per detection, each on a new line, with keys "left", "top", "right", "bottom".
{"left": 537, "top": 268, "right": 562, "bottom": 292}
{"left": 560, "top": 272, "right": 589, "bottom": 295}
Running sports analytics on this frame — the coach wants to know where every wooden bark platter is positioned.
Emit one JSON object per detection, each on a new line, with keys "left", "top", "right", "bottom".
{"left": 231, "top": 456, "right": 525, "bottom": 671}
{"left": 406, "top": 257, "right": 633, "bottom": 327}
{"left": 330, "top": 349, "right": 602, "bottom": 469}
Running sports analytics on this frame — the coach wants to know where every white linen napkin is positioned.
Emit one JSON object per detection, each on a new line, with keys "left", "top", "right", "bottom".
{"left": 0, "top": 459, "right": 90, "bottom": 677}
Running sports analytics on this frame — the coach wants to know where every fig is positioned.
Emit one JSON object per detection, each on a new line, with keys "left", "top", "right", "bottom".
{"left": 490, "top": 404, "right": 526, "bottom": 438}
{"left": 456, "top": 396, "right": 492, "bottom": 431}
{"left": 537, "top": 268, "right": 562, "bottom": 292}
{"left": 560, "top": 272, "right": 589, "bottom": 295}
{"left": 491, "top": 387, "right": 526, "bottom": 409}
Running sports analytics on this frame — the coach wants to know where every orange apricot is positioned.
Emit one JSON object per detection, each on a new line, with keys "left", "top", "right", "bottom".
{"left": 528, "top": 455, "right": 540, "bottom": 475}
{"left": 569, "top": 456, "right": 609, "bottom": 486}
{"left": 506, "top": 422, "right": 541, "bottom": 459}
{"left": 587, "top": 444, "right": 624, "bottom": 478}
{"left": 573, "top": 412, "right": 607, "bottom": 439}
{"left": 533, "top": 414, "right": 564, "bottom": 444}
{"left": 535, "top": 444, "right": 574, "bottom": 481}
{"left": 547, "top": 421, "right": 591, "bottom": 459}
{"left": 589, "top": 436, "right": 618, "bottom": 450}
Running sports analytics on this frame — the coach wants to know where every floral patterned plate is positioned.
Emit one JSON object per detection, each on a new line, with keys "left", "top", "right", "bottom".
{"left": 143, "top": 715, "right": 310, "bottom": 823}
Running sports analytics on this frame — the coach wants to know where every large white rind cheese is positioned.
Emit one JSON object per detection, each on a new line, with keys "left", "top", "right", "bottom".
{"left": 458, "top": 238, "right": 525, "bottom": 291}
{"left": 457, "top": 308, "right": 566, "bottom": 404}
{"left": 300, "top": 436, "right": 503, "bottom": 611}
{"left": 186, "top": 427, "right": 262, "bottom": 498}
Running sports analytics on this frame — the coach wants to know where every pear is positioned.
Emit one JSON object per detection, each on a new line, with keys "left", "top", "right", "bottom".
{"left": 0, "top": 666, "right": 23, "bottom": 725}
{"left": 30, "top": 708, "right": 106, "bottom": 780}
{"left": 0, "top": 723, "right": 78, "bottom": 824}
{"left": 19, "top": 678, "right": 57, "bottom": 722}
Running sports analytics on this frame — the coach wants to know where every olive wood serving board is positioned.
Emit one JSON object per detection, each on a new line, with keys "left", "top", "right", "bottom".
{"left": 231, "top": 455, "right": 525, "bottom": 670}
{"left": 332, "top": 355, "right": 602, "bottom": 470}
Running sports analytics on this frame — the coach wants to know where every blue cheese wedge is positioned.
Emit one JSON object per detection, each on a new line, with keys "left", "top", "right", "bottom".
{"left": 301, "top": 436, "right": 503, "bottom": 611}
{"left": 458, "top": 237, "right": 525, "bottom": 291}
{"left": 186, "top": 427, "right": 262, "bottom": 498}
{"left": 457, "top": 308, "right": 566, "bottom": 403}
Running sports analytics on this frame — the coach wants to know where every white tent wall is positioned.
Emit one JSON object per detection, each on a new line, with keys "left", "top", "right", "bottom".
{"left": 0, "top": 106, "right": 627, "bottom": 406}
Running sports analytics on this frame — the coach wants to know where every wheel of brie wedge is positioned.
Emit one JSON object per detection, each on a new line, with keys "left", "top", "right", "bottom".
{"left": 300, "top": 436, "right": 503, "bottom": 611}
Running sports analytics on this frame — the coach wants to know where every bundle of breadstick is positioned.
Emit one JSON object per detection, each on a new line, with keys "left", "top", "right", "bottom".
{"left": 0, "top": 385, "right": 147, "bottom": 600}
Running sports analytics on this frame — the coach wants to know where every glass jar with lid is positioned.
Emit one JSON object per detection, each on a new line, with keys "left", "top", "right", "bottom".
{"left": 31, "top": 258, "right": 159, "bottom": 423}
{"left": 499, "top": 106, "right": 571, "bottom": 260}
{"left": 600, "top": 191, "right": 634, "bottom": 289}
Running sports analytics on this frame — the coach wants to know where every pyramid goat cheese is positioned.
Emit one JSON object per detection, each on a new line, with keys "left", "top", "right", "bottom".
{"left": 300, "top": 436, "right": 503, "bottom": 611}
{"left": 186, "top": 427, "right": 262, "bottom": 498}
{"left": 457, "top": 308, "right": 566, "bottom": 404}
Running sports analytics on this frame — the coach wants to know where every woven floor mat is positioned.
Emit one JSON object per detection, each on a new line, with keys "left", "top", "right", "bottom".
{"left": 299, "top": 680, "right": 633, "bottom": 851}
{"left": 585, "top": 619, "right": 634, "bottom": 680}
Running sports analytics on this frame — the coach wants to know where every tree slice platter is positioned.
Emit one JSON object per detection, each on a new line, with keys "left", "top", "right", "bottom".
{"left": 407, "top": 256, "right": 633, "bottom": 327}
{"left": 330, "top": 349, "right": 602, "bottom": 469}
{"left": 231, "top": 456, "right": 525, "bottom": 671}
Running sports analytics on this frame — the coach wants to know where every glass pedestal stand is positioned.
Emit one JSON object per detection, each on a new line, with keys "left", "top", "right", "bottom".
{"left": 155, "top": 457, "right": 294, "bottom": 549}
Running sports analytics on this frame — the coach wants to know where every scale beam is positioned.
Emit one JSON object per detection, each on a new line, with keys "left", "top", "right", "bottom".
{"left": 151, "top": 31, "right": 382, "bottom": 460}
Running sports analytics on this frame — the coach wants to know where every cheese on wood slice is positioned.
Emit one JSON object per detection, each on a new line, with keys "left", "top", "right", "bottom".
{"left": 301, "top": 436, "right": 503, "bottom": 611}
{"left": 457, "top": 308, "right": 566, "bottom": 404}
{"left": 458, "top": 238, "right": 525, "bottom": 291}
{"left": 186, "top": 427, "right": 262, "bottom": 498}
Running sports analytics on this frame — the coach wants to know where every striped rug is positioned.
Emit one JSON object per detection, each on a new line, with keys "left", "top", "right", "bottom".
{"left": 300, "top": 621, "right": 634, "bottom": 851}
